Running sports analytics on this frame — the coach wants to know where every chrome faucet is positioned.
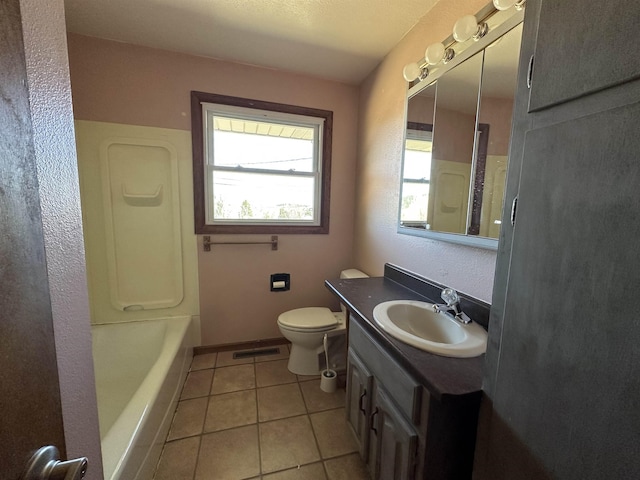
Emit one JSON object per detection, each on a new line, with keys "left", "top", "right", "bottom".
{"left": 432, "top": 288, "right": 471, "bottom": 324}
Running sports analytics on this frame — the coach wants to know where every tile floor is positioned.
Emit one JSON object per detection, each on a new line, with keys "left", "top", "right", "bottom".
{"left": 153, "top": 344, "right": 369, "bottom": 480}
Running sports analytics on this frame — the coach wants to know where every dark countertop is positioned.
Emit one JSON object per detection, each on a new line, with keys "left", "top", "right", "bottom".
{"left": 326, "top": 275, "right": 485, "bottom": 402}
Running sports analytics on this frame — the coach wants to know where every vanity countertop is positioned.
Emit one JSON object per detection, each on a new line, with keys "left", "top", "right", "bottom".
{"left": 325, "top": 274, "right": 485, "bottom": 402}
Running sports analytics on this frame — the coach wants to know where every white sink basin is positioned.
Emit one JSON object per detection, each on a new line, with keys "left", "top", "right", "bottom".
{"left": 372, "top": 300, "right": 488, "bottom": 358}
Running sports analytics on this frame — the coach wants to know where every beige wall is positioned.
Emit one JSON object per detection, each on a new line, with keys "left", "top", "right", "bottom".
{"left": 355, "top": 0, "right": 497, "bottom": 302}
{"left": 432, "top": 106, "right": 476, "bottom": 164}
{"left": 479, "top": 96, "right": 515, "bottom": 156}
{"left": 68, "top": 35, "right": 360, "bottom": 345}
{"left": 407, "top": 93, "right": 435, "bottom": 125}
{"left": 20, "top": 0, "right": 103, "bottom": 476}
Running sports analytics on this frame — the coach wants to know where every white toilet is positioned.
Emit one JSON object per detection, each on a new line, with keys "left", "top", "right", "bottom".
{"left": 277, "top": 269, "right": 369, "bottom": 375}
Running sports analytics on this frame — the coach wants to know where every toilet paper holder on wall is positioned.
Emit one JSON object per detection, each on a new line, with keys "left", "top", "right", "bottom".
{"left": 270, "top": 273, "right": 290, "bottom": 292}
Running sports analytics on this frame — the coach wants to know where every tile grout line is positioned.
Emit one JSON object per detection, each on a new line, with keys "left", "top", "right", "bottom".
{"left": 198, "top": 364, "right": 213, "bottom": 438}
{"left": 191, "top": 429, "right": 203, "bottom": 480}
{"left": 254, "top": 361, "right": 264, "bottom": 477}
{"left": 301, "top": 374, "right": 330, "bottom": 479}
{"left": 191, "top": 359, "right": 211, "bottom": 480}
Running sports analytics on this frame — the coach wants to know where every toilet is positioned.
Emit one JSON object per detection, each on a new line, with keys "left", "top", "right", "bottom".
{"left": 277, "top": 269, "right": 369, "bottom": 375}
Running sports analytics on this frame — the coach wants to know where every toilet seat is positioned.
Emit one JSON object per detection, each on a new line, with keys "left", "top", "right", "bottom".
{"left": 278, "top": 323, "right": 337, "bottom": 334}
{"left": 277, "top": 307, "right": 338, "bottom": 332}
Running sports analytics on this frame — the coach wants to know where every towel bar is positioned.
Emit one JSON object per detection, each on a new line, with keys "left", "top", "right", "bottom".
{"left": 202, "top": 235, "right": 278, "bottom": 252}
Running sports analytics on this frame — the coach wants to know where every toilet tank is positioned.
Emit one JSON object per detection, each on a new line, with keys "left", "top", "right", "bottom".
{"left": 338, "top": 269, "right": 369, "bottom": 316}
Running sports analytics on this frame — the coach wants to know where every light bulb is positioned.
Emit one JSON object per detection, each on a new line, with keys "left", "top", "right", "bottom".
{"left": 493, "top": 0, "right": 525, "bottom": 10}
{"left": 402, "top": 62, "right": 421, "bottom": 82}
{"left": 493, "top": 0, "right": 514, "bottom": 9}
{"left": 453, "top": 15, "right": 479, "bottom": 42}
{"left": 425, "top": 43, "right": 445, "bottom": 65}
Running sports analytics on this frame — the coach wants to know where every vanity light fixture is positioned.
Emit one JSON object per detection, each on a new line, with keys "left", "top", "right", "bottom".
{"left": 452, "top": 14, "right": 489, "bottom": 42}
{"left": 403, "top": 1, "right": 517, "bottom": 83}
{"left": 493, "top": 0, "right": 526, "bottom": 10}
{"left": 402, "top": 62, "right": 429, "bottom": 82}
{"left": 425, "top": 42, "right": 456, "bottom": 65}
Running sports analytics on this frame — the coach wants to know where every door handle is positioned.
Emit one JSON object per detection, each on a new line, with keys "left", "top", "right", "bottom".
{"left": 358, "top": 389, "right": 367, "bottom": 414}
{"left": 22, "top": 446, "right": 88, "bottom": 480}
{"left": 527, "top": 55, "right": 534, "bottom": 88}
{"left": 370, "top": 407, "right": 379, "bottom": 434}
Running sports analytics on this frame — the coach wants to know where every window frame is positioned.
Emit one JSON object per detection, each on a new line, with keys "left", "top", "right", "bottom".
{"left": 191, "top": 91, "right": 333, "bottom": 234}
{"left": 400, "top": 122, "right": 433, "bottom": 228}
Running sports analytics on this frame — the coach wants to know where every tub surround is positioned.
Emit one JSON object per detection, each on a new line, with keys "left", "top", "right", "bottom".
{"left": 75, "top": 121, "right": 200, "bottom": 326}
{"left": 325, "top": 263, "right": 488, "bottom": 401}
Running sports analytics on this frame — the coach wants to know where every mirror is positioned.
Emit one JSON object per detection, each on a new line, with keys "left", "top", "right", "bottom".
{"left": 474, "top": 24, "right": 523, "bottom": 238}
{"left": 399, "top": 18, "right": 524, "bottom": 249}
{"left": 400, "top": 83, "right": 435, "bottom": 228}
{"left": 430, "top": 52, "right": 483, "bottom": 235}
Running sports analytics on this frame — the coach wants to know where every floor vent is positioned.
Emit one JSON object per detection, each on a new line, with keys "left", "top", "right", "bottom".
{"left": 233, "top": 347, "right": 280, "bottom": 359}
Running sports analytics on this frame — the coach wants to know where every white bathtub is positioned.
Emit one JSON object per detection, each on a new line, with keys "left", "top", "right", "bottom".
{"left": 92, "top": 316, "right": 194, "bottom": 480}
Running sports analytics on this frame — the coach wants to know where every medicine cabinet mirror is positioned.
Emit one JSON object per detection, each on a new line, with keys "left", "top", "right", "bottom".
{"left": 399, "top": 12, "right": 524, "bottom": 249}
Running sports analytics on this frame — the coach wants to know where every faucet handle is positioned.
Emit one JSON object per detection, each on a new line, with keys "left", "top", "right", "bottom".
{"left": 441, "top": 288, "right": 460, "bottom": 306}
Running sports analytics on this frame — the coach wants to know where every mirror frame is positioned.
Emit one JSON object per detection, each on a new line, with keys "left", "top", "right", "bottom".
{"left": 398, "top": 6, "right": 525, "bottom": 250}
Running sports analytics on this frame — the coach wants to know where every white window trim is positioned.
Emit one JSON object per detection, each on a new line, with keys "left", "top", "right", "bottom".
{"left": 201, "top": 102, "right": 325, "bottom": 227}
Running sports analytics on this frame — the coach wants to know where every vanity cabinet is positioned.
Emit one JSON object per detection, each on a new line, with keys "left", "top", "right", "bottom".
{"left": 345, "top": 317, "right": 478, "bottom": 480}
{"left": 326, "top": 268, "right": 486, "bottom": 479}
{"left": 368, "top": 384, "right": 419, "bottom": 480}
{"left": 346, "top": 321, "right": 424, "bottom": 480}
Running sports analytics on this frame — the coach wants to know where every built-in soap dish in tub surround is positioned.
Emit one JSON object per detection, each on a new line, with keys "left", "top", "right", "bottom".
{"left": 277, "top": 269, "right": 369, "bottom": 375}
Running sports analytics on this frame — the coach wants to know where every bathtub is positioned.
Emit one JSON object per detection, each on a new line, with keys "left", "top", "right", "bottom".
{"left": 92, "top": 316, "right": 194, "bottom": 480}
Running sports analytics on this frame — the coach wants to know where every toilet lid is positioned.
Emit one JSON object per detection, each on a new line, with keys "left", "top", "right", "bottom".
{"left": 278, "top": 307, "right": 338, "bottom": 330}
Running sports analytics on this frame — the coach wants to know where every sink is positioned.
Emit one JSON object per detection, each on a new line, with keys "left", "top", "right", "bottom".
{"left": 372, "top": 300, "right": 487, "bottom": 358}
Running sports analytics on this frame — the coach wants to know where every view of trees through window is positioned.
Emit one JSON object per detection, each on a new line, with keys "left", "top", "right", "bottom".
{"left": 210, "top": 119, "right": 319, "bottom": 223}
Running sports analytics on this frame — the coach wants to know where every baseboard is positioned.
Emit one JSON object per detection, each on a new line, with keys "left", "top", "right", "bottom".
{"left": 194, "top": 337, "right": 290, "bottom": 355}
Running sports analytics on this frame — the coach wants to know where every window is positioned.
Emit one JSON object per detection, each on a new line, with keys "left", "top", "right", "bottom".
{"left": 191, "top": 92, "right": 332, "bottom": 234}
{"left": 400, "top": 122, "right": 432, "bottom": 228}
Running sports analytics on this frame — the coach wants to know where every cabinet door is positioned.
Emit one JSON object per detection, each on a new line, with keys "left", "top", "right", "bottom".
{"left": 369, "top": 386, "right": 418, "bottom": 480}
{"left": 528, "top": 0, "right": 640, "bottom": 111}
{"left": 346, "top": 350, "right": 374, "bottom": 461}
{"left": 478, "top": 0, "right": 640, "bottom": 478}
{"left": 483, "top": 0, "right": 540, "bottom": 396}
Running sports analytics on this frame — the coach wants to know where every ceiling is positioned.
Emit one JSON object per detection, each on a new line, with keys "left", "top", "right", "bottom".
{"left": 63, "top": 0, "right": 440, "bottom": 85}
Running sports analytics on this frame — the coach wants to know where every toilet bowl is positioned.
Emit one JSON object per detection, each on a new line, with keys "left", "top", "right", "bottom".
{"left": 277, "top": 269, "right": 369, "bottom": 375}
